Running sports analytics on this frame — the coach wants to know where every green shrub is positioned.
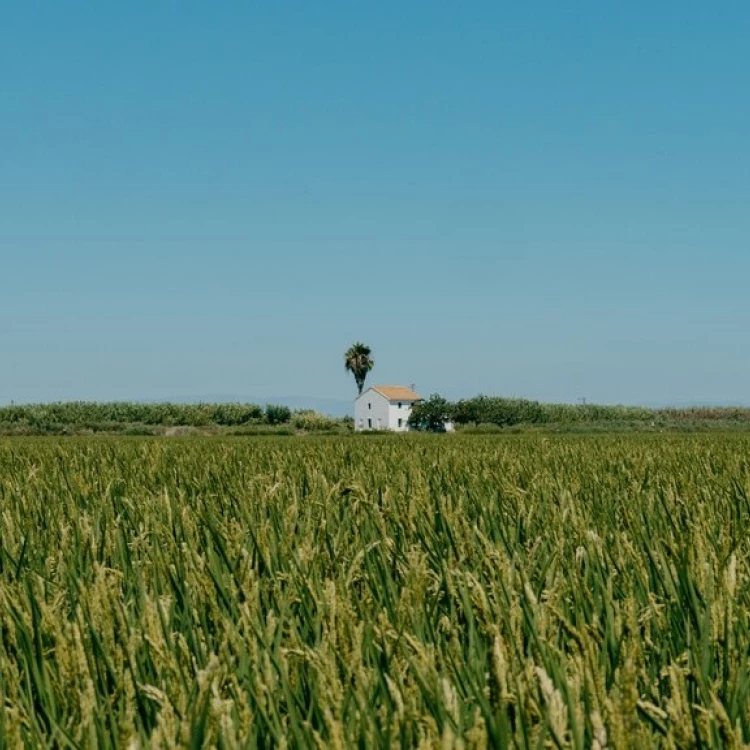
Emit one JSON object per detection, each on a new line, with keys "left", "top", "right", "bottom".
{"left": 265, "top": 403, "right": 292, "bottom": 425}
{"left": 291, "top": 410, "right": 340, "bottom": 432}
{"left": 408, "top": 394, "right": 453, "bottom": 431}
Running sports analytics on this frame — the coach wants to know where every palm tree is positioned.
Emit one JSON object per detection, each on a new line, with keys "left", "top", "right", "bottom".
{"left": 344, "top": 342, "right": 374, "bottom": 395}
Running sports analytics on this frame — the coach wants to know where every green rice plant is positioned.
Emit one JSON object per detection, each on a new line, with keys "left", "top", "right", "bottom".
{"left": 0, "top": 434, "right": 749, "bottom": 746}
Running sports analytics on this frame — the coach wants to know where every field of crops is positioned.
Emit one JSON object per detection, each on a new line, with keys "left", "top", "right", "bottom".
{"left": 1, "top": 435, "right": 749, "bottom": 747}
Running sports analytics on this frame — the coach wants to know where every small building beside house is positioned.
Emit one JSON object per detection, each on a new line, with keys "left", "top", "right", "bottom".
{"left": 354, "top": 385, "right": 421, "bottom": 432}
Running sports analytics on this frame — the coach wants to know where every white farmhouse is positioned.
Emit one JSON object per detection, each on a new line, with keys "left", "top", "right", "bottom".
{"left": 354, "top": 385, "right": 422, "bottom": 432}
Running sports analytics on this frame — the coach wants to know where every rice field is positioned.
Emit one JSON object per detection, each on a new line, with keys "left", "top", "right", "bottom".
{"left": 0, "top": 434, "right": 749, "bottom": 748}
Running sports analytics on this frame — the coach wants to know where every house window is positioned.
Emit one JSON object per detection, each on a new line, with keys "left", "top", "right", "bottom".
{"left": 367, "top": 418, "right": 372, "bottom": 428}
{"left": 398, "top": 418, "right": 403, "bottom": 428}
{"left": 398, "top": 402, "right": 402, "bottom": 409}
{"left": 368, "top": 402, "right": 371, "bottom": 410}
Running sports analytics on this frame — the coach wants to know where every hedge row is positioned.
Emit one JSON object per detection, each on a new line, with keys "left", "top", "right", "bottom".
{"left": 0, "top": 402, "right": 292, "bottom": 428}
{"left": 410, "top": 394, "right": 750, "bottom": 430}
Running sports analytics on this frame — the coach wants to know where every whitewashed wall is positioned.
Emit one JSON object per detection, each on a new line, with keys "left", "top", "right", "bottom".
{"left": 388, "top": 401, "right": 413, "bottom": 431}
{"left": 354, "top": 389, "right": 390, "bottom": 430}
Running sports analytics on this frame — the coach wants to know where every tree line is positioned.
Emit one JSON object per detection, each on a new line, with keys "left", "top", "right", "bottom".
{"left": 408, "top": 394, "right": 750, "bottom": 431}
{"left": 0, "top": 402, "right": 295, "bottom": 429}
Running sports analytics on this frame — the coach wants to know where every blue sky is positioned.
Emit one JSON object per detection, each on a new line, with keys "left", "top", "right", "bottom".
{"left": 2, "top": 2, "right": 749, "bottom": 407}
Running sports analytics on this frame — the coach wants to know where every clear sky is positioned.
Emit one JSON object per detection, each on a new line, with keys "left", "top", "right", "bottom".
{"left": 2, "top": 2, "right": 749, "bottom": 406}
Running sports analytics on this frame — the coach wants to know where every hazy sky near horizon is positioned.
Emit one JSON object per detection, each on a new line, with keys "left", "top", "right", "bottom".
{"left": 2, "top": 2, "right": 749, "bottom": 406}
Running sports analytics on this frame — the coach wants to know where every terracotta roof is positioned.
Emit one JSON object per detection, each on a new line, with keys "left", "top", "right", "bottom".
{"left": 371, "top": 385, "right": 422, "bottom": 402}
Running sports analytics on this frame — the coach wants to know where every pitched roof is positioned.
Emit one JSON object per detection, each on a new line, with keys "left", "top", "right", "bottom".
{"left": 371, "top": 385, "right": 421, "bottom": 402}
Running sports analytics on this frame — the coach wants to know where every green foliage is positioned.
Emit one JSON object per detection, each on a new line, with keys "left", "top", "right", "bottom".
{"left": 4, "top": 400, "right": 750, "bottom": 436}
{"left": 344, "top": 342, "right": 374, "bottom": 394}
{"left": 453, "top": 395, "right": 545, "bottom": 426}
{"left": 407, "top": 393, "right": 453, "bottom": 431}
{"left": 209, "top": 403, "right": 265, "bottom": 426}
{"left": 0, "top": 435, "right": 749, "bottom": 745}
{"left": 0, "top": 401, "right": 267, "bottom": 429}
{"left": 0, "top": 401, "right": 353, "bottom": 433}
{"left": 290, "top": 410, "right": 340, "bottom": 432}
{"left": 440, "top": 395, "right": 750, "bottom": 429}
{"left": 264, "top": 403, "right": 292, "bottom": 425}
{"left": 339, "top": 415, "right": 355, "bottom": 431}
